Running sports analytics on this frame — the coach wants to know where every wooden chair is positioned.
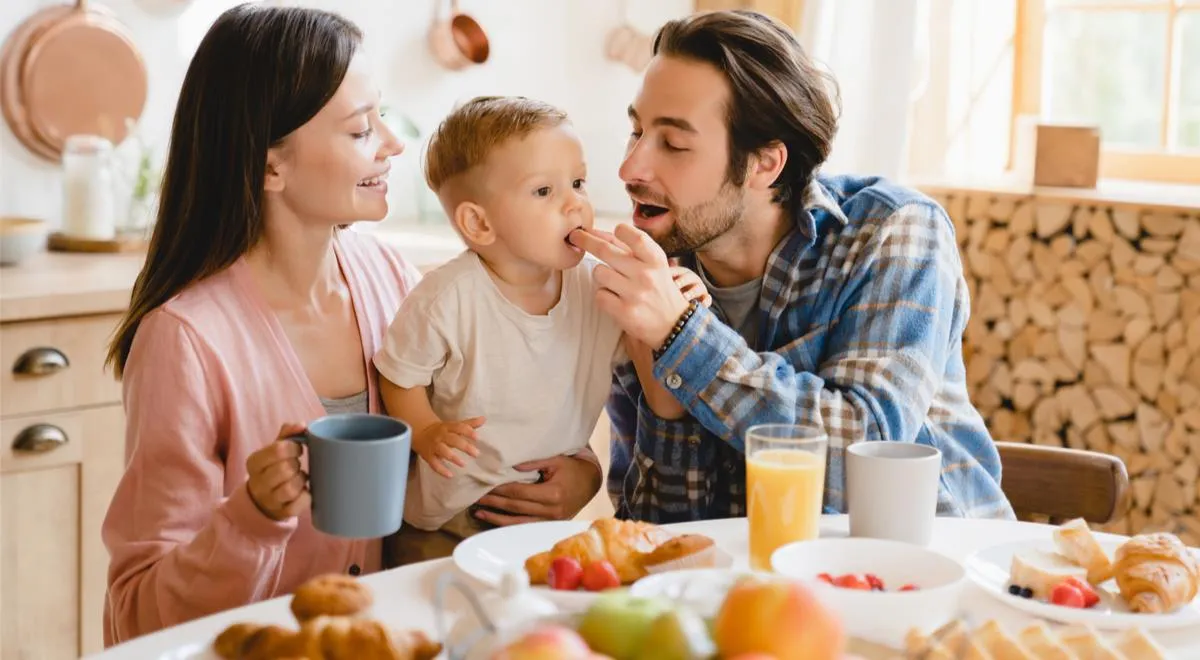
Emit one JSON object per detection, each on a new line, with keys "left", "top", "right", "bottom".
{"left": 996, "top": 442, "right": 1130, "bottom": 525}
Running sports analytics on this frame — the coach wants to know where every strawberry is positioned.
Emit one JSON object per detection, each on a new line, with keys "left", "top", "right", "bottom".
{"left": 581, "top": 559, "right": 621, "bottom": 592}
{"left": 865, "top": 573, "right": 885, "bottom": 591}
{"left": 1063, "top": 576, "right": 1100, "bottom": 608}
{"left": 1050, "top": 581, "right": 1086, "bottom": 608}
{"left": 546, "top": 557, "right": 583, "bottom": 591}
{"left": 899, "top": 584, "right": 919, "bottom": 591}
{"left": 833, "top": 574, "right": 870, "bottom": 590}
{"left": 816, "top": 572, "right": 835, "bottom": 585}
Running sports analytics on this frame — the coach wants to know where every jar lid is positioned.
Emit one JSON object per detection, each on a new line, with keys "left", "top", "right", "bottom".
{"left": 64, "top": 134, "right": 114, "bottom": 155}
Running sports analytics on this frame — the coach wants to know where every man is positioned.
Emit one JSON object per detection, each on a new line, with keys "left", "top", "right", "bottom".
{"left": 569, "top": 9, "right": 1015, "bottom": 523}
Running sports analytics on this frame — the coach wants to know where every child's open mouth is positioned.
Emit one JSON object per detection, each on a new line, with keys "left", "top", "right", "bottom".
{"left": 565, "top": 226, "right": 584, "bottom": 251}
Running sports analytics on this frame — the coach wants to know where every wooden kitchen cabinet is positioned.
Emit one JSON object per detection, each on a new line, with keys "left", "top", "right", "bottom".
{"left": 1, "top": 309, "right": 127, "bottom": 658}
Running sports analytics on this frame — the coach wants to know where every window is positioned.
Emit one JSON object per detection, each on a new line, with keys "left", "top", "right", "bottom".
{"left": 1012, "top": 0, "right": 1200, "bottom": 184}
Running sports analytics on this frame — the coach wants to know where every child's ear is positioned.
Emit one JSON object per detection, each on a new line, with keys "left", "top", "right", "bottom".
{"left": 453, "top": 202, "right": 495, "bottom": 246}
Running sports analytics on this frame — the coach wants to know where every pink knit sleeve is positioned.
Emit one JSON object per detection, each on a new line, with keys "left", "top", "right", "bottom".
{"left": 101, "top": 310, "right": 297, "bottom": 646}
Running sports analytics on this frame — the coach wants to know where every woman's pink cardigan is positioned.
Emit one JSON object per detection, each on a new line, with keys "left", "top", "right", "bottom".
{"left": 101, "top": 230, "right": 421, "bottom": 646}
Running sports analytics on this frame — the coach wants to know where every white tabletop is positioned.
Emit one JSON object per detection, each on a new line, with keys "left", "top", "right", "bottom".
{"left": 87, "top": 515, "right": 1200, "bottom": 659}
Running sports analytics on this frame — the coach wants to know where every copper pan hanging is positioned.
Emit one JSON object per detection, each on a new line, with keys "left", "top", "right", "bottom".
{"left": 0, "top": 0, "right": 148, "bottom": 162}
{"left": 0, "top": 5, "right": 72, "bottom": 161}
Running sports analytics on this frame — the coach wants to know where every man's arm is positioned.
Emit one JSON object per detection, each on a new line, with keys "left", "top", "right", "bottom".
{"left": 644, "top": 203, "right": 1008, "bottom": 517}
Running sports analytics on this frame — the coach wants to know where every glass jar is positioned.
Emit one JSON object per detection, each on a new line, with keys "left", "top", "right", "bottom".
{"left": 61, "top": 134, "right": 116, "bottom": 240}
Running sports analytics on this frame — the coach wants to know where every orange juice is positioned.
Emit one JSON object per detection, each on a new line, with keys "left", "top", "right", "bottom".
{"left": 747, "top": 448, "right": 826, "bottom": 571}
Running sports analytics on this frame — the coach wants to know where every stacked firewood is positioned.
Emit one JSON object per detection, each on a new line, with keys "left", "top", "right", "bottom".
{"left": 924, "top": 188, "right": 1200, "bottom": 545}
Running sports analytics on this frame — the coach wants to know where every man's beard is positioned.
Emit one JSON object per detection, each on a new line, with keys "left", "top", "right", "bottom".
{"left": 637, "top": 181, "right": 746, "bottom": 257}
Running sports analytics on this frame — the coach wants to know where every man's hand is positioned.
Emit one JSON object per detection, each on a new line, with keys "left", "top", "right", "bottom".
{"left": 569, "top": 224, "right": 690, "bottom": 349}
{"left": 473, "top": 454, "right": 602, "bottom": 526}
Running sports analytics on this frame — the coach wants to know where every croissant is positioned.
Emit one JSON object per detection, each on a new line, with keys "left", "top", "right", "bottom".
{"left": 524, "top": 518, "right": 713, "bottom": 585}
{"left": 1112, "top": 532, "right": 1200, "bottom": 614}
{"left": 213, "top": 617, "right": 442, "bottom": 660}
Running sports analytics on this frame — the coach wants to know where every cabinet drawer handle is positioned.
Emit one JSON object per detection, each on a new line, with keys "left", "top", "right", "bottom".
{"left": 12, "top": 424, "right": 68, "bottom": 453}
{"left": 12, "top": 347, "right": 70, "bottom": 376}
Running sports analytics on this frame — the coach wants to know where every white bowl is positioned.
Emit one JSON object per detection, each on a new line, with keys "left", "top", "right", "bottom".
{"left": 770, "top": 537, "right": 966, "bottom": 648}
{"left": 0, "top": 217, "right": 47, "bottom": 266}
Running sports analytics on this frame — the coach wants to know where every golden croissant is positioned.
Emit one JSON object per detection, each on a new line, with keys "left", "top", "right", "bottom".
{"left": 213, "top": 616, "right": 442, "bottom": 660}
{"left": 524, "top": 518, "right": 716, "bottom": 585}
{"left": 1113, "top": 532, "right": 1200, "bottom": 614}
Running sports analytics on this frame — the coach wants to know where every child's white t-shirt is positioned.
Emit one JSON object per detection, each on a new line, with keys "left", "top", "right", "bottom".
{"left": 374, "top": 249, "right": 626, "bottom": 532}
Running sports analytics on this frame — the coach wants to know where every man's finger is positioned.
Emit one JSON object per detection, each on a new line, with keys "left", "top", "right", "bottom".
{"left": 593, "top": 264, "right": 633, "bottom": 299}
{"left": 570, "top": 229, "right": 637, "bottom": 271}
{"left": 477, "top": 493, "right": 555, "bottom": 518}
{"left": 474, "top": 508, "right": 542, "bottom": 527}
{"left": 614, "top": 223, "right": 667, "bottom": 267}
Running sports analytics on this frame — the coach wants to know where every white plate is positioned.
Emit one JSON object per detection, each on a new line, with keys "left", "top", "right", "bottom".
{"left": 452, "top": 520, "right": 599, "bottom": 609}
{"left": 964, "top": 539, "right": 1200, "bottom": 630}
{"left": 630, "top": 568, "right": 767, "bottom": 618}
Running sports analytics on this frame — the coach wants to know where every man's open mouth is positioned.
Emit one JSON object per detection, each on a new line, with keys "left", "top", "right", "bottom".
{"left": 635, "top": 202, "right": 670, "bottom": 218}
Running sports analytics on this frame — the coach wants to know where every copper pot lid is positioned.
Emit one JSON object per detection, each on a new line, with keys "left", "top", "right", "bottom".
{"left": 0, "top": 6, "right": 71, "bottom": 161}
{"left": 21, "top": 4, "right": 148, "bottom": 153}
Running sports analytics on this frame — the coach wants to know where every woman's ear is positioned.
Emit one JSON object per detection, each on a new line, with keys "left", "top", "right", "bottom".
{"left": 453, "top": 202, "right": 495, "bottom": 246}
{"left": 747, "top": 140, "right": 788, "bottom": 192}
{"left": 264, "top": 147, "right": 287, "bottom": 193}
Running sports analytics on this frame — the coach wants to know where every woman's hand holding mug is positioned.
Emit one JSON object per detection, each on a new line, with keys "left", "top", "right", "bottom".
{"left": 246, "top": 422, "right": 312, "bottom": 521}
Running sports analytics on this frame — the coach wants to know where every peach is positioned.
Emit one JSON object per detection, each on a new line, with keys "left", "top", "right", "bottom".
{"left": 491, "top": 624, "right": 596, "bottom": 660}
{"left": 713, "top": 576, "right": 845, "bottom": 660}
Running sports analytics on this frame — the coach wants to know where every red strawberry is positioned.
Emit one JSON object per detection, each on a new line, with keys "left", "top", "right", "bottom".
{"left": 1051, "top": 582, "right": 1086, "bottom": 608}
{"left": 865, "top": 573, "right": 885, "bottom": 591}
{"left": 833, "top": 574, "right": 870, "bottom": 590}
{"left": 816, "top": 572, "right": 835, "bottom": 585}
{"left": 581, "top": 560, "right": 621, "bottom": 592}
{"left": 546, "top": 557, "right": 583, "bottom": 591}
{"left": 1063, "top": 577, "right": 1100, "bottom": 608}
{"left": 898, "top": 584, "right": 919, "bottom": 591}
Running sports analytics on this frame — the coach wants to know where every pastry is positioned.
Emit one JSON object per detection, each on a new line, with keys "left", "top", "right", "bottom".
{"left": 214, "top": 623, "right": 262, "bottom": 659}
{"left": 525, "top": 518, "right": 705, "bottom": 585}
{"left": 295, "top": 615, "right": 443, "bottom": 660}
{"left": 1112, "top": 532, "right": 1200, "bottom": 614}
{"left": 238, "top": 624, "right": 307, "bottom": 660}
{"left": 1053, "top": 518, "right": 1115, "bottom": 584}
{"left": 290, "top": 573, "right": 374, "bottom": 623}
{"left": 902, "top": 619, "right": 1165, "bottom": 660}
{"left": 1008, "top": 548, "right": 1089, "bottom": 600}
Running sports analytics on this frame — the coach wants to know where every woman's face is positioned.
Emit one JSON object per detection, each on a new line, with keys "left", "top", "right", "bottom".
{"left": 265, "top": 54, "right": 402, "bottom": 226}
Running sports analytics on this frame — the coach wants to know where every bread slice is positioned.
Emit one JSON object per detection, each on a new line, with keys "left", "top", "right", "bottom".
{"left": 1016, "top": 621, "right": 1076, "bottom": 660}
{"left": 1056, "top": 623, "right": 1123, "bottom": 660}
{"left": 1112, "top": 627, "right": 1167, "bottom": 660}
{"left": 1053, "top": 518, "right": 1115, "bottom": 584}
{"left": 1009, "top": 548, "right": 1089, "bottom": 600}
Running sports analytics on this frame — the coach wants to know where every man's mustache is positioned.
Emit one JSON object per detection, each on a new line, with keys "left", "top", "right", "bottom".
{"left": 625, "top": 184, "right": 670, "bottom": 208}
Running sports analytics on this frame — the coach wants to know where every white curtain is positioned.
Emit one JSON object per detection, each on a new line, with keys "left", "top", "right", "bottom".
{"left": 797, "top": 0, "right": 932, "bottom": 181}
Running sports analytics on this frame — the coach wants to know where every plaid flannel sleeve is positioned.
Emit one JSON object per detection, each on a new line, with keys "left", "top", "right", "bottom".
{"left": 617, "top": 201, "right": 1009, "bottom": 520}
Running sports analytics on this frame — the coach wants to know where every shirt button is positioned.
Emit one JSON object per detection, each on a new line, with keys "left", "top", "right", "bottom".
{"left": 665, "top": 373, "right": 683, "bottom": 389}
{"left": 348, "top": 564, "right": 361, "bottom": 576}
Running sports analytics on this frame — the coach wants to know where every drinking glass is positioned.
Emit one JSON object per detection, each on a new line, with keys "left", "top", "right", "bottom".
{"left": 745, "top": 424, "right": 828, "bottom": 571}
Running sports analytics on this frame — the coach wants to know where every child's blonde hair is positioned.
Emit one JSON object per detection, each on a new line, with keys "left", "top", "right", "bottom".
{"left": 424, "top": 95, "right": 569, "bottom": 193}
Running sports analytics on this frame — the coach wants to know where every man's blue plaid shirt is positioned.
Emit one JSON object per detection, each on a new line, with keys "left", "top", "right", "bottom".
{"left": 606, "top": 174, "right": 1016, "bottom": 523}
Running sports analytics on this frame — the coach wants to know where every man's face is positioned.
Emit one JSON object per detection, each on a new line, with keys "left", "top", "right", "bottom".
{"left": 620, "top": 55, "right": 746, "bottom": 256}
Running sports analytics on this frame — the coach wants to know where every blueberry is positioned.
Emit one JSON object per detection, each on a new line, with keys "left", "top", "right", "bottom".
{"left": 1021, "top": 587, "right": 1034, "bottom": 599}
{"left": 1008, "top": 584, "right": 1022, "bottom": 595}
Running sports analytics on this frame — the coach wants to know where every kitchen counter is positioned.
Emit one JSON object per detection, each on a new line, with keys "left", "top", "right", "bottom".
{"left": 0, "top": 216, "right": 629, "bottom": 323}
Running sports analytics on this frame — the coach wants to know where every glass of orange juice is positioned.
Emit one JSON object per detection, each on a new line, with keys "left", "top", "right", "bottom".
{"left": 746, "top": 424, "right": 828, "bottom": 571}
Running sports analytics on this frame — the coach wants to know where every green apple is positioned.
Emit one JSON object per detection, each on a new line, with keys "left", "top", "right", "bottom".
{"left": 576, "top": 591, "right": 674, "bottom": 660}
{"left": 635, "top": 608, "right": 717, "bottom": 660}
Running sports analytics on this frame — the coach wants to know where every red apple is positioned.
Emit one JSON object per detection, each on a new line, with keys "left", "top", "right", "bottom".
{"left": 490, "top": 624, "right": 595, "bottom": 660}
{"left": 713, "top": 576, "right": 845, "bottom": 660}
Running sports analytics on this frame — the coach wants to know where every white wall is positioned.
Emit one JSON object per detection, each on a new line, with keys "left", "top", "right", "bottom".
{"left": 0, "top": 0, "right": 693, "bottom": 230}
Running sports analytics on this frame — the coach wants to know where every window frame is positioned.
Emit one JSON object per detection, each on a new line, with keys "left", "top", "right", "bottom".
{"left": 1010, "top": 0, "right": 1200, "bottom": 185}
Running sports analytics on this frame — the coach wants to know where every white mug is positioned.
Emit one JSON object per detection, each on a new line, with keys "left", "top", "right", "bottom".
{"left": 846, "top": 442, "right": 941, "bottom": 546}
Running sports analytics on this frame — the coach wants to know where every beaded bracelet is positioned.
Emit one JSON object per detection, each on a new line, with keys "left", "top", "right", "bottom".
{"left": 653, "top": 299, "right": 701, "bottom": 360}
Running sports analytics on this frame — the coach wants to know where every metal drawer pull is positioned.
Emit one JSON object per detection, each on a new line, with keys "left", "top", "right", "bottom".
{"left": 12, "top": 347, "right": 70, "bottom": 376}
{"left": 13, "top": 424, "right": 68, "bottom": 453}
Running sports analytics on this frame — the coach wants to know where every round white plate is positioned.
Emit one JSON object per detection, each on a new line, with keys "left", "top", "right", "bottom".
{"left": 452, "top": 520, "right": 599, "bottom": 609}
{"left": 964, "top": 538, "right": 1200, "bottom": 630}
{"left": 630, "top": 567, "right": 766, "bottom": 618}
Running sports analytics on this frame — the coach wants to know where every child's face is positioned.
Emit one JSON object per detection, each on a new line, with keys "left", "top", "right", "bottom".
{"left": 479, "top": 124, "right": 594, "bottom": 271}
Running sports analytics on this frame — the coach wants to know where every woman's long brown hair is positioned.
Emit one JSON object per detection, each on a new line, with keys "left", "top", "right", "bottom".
{"left": 106, "top": 4, "right": 362, "bottom": 378}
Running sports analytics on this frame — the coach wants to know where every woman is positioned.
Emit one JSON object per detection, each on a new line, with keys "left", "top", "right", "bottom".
{"left": 99, "top": 4, "right": 417, "bottom": 645}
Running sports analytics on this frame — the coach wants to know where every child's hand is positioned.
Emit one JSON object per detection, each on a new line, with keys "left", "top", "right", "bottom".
{"left": 414, "top": 417, "right": 485, "bottom": 478}
{"left": 671, "top": 266, "right": 712, "bottom": 308}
